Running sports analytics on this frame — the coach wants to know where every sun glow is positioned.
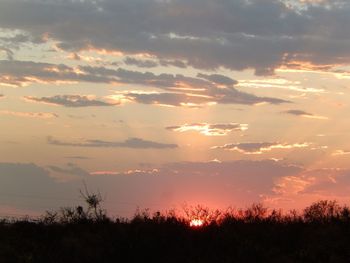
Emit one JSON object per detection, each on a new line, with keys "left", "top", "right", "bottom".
{"left": 190, "top": 219, "right": 204, "bottom": 227}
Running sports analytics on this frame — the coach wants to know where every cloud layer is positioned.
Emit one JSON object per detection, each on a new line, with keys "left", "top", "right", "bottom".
{"left": 3, "top": 159, "right": 350, "bottom": 215}
{"left": 0, "top": 160, "right": 302, "bottom": 215}
{"left": 1, "top": 0, "right": 350, "bottom": 74}
{"left": 48, "top": 136, "right": 178, "bottom": 149}
{"left": 0, "top": 60, "right": 288, "bottom": 107}
{"left": 25, "top": 95, "right": 118, "bottom": 107}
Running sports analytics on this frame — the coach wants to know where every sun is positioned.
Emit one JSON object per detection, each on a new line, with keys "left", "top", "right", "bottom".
{"left": 190, "top": 219, "right": 204, "bottom": 227}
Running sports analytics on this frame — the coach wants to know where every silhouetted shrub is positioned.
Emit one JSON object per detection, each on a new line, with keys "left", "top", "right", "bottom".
{"left": 2, "top": 200, "right": 350, "bottom": 262}
{"left": 41, "top": 187, "right": 108, "bottom": 224}
{"left": 183, "top": 204, "right": 222, "bottom": 226}
{"left": 238, "top": 203, "right": 268, "bottom": 222}
{"left": 303, "top": 200, "right": 341, "bottom": 223}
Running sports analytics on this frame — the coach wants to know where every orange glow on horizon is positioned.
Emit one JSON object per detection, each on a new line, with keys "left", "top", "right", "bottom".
{"left": 189, "top": 219, "right": 204, "bottom": 227}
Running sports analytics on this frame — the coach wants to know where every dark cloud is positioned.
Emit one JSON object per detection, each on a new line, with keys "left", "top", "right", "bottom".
{"left": 116, "top": 86, "right": 289, "bottom": 107}
{"left": 3, "top": 160, "right": 350, "bottom": 216}
{"left": 0, "top": 59, "right": 288, "bottom": 106}
{"left": 80, "top": 66, "right": 210, "bottom": 89}
{"left": 197, "top": 73, "right": 238, "bottom": 86}
{"left": 48, "top": 163, "right": 89, "bottom": 177}
{"left": 124, "top": 57, "right": 188, "bottom": 69}
{"left": 88, "top": 159, "right": 303, "bottom": 208}
{"left": 283, "top": 109, "right": 314, "bottom": 116}
{"left": 0, "top": 60, "right": 114, "bottom": 86}
{"left": 0, "top": 162, "right": 80, "bottom": 213}
{"left": 98, "top": 67, "right": 289, "bottom": 105}
{"left": 159, "top": 60, "right": 187, "bottom": 68}
{"left": 25, "top": 95, "right": 118, "bottom": 107}
{"left": 47, "top": 136, "right": 178, "bottom": 149}
{"left": 282, "top": 109, "right": 328, "bottom": 120}
{"left": 118, "top": 92, "right": 211, "bottom": 107}
{"left": 0, "top": 163, "right": 58, "bottom": 199}
{"left": 124, "top": 57, "right": 158, "bottom": 68}
{"left": 213, "top": 142, "right": 309, "bottom": 154}
{"left": 0, "top": 0, "right": 349, "bottom": 74}
{"left": 0, "top": 160, "right": 302, "bottom": 215}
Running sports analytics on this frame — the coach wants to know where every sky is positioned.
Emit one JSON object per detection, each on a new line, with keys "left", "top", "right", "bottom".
{"left": 1, "top": 0, "right": 350, "bottom": 217}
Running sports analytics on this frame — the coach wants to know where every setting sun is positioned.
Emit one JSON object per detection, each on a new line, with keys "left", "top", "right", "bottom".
{"left": 190, "top": 219, "right": 204, "bottom": 227}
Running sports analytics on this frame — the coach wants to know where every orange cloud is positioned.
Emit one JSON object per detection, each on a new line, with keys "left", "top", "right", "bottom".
{"left": 212, "top": 142, "right": 310, "bottom": 154}
{"left": 166, "top": 123, "right": 248, "bottom": 136}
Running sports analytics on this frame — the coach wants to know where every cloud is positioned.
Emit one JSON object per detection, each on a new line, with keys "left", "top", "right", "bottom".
{"left": 0, "top": 162, "right": 56, "bottom": 195}
{"left": 282, "top": 109, "right": 328, "bottom": 120}
{"left": 0, "top": 32, "right": 34, "bottom": 61}
{"left": 267, "top": 167, "right": 350, "bottom": 208}
{"left": 48, "top": 163, "right": 90, "bottom": 178}
{"left": 283, "top": 109, "right": 313, "bottom": 116}
{"left": 4, "top": 160, "right": 350, "bottom": 216}
{"left": 0, "top": 60, "right": 114, "bottom": 87}
{"left": 87, "top": 159, "right": 303, "bottom": 208}
{"left": 112, "top": 91, "right": 213, "bottom": 107}
{"left": 124, "top": 57, "right": 188, "bottom": 69}
{"left": 47, "top": 136, "right": 178, "bottom": 149}
{"left": 0, "top": 60, "right": 289, "bottom": 106}
{"left": 111, "top": 88, "right": 288, "bottom": 107}
{"left": 0, "top": 160, "right": 302, "bottom": 215}
{"left": 24, "top": 95, "right": 118, "bottom": 107}
{"left": 79, "top": 66, "right": 221, "bottom": 90}
{"left": 1, "top": 0, "right": 350, "bottom": 74}
{"left": 124, "top": 57, "right": 158, "bottom": 68}
{"left": 0, "top": 110, "right": 58, "bottom": 119}
{"left": 166, "top": 123, "right": 248, "bottom": 136}
{"left": 237, "top": 79, "right": 325, "bottom": 93}
{"left": 0, "top": 162, "right": 82, "bottom": 213}
{"left": 65, "top": 156, "right": 91, "bottom": 160}
{"left": 0, "top": 46, "right": 14, "bottom": 60}
{"left": 159, "top": 59, "right": 187, "bottom": 68}
{"left": 299, "top": 169, "right": 350, "bottom": 197}
{"left": 332, "top": 150, "right": 350, "bottom": 156}
{"left": 197, "top": 73, "right": 238, "bottom": 86}
{"left": 212, "top": 142, "right": 310, "bottom": 154}
{"left": 78, "top": 67, "right": 289, "bottom": 106}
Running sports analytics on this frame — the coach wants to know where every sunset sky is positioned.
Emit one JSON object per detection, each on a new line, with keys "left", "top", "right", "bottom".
{"left": 1, "top": 0, "right": 350, "bottom": 217}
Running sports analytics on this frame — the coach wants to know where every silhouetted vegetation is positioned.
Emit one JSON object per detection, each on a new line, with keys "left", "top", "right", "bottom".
{"left": 2, "top": 196, "right": 350, "bottom": 262}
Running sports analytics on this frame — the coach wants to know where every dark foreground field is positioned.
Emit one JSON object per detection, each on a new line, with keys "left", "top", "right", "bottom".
{"left": 1, "top": 200, "right": 350, "bottom": 263}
